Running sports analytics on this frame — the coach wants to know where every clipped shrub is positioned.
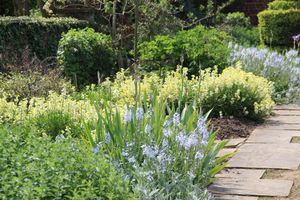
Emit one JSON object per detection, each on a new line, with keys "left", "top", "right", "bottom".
{"left": 258, "top": 2, "right": 300, "bottom": 47}
{"left": 0, "top": 17, "right": 92, "bottom": 69}
{"left": 58, "top": 27, "right": 117, "bottom": 86}
{"left": 200, "top": 64, "right": 275, "bottom": 122}
{"left": 138, "top": 25, "right": 231, "bottom": 75}
{"left": 0, "top": 124, "right": 135, "bottom": 199}
{"left": 268, "top": 0, "right": 300, "bottom": 10}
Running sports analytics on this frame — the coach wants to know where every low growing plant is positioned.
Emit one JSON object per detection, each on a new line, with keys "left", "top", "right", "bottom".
{"left": 200, "top": 63, "right": 275, "bottom": 122}
{"left": 228, "top": 42, "right": 300, "bottom": 103}
{"left": 82, "top": 89, "right": 232, "bottom": 199}
{"left": 0, "top": 124, "right": 135, "bottom": 199}
{"left": 0, "top": 69, "right": 72, "bottom": 103}
{"left": 33, "top": 110, "right": 82, "bottom": 139}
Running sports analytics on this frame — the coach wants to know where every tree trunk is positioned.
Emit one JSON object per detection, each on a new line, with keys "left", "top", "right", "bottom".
{"left": 134, "top": 0, "right": 138, "bottom": 64}
{"left": 37, "top": 0, "right": 49, "bottom": 17}
{"left": 112, "top": 0, "right": 117, "bottom": 44}
{"left": 13, "top": 0, "right": 30, "bottom": 16}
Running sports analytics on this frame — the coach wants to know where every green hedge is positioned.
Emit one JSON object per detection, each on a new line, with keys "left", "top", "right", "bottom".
{"left": 0, "top": 17, "right": 94, "bottom": 69}
{"left": 268, "top": 0, "right": 300, "bottom": 10}
{"left": 258, "top": 9, "right": 300, "bottom": 47}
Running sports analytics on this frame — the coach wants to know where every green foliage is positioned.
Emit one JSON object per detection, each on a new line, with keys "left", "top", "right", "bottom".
{"left": 258, "top": 4, "right": 300, "bottom": 47}
{"left": 0, "top": 17, "right": 92, "bottom": 70}
{"left": 82, "top": 89, "right": 231, "bottom": 199}
{"left": 230, "top": 26, "right": 260, "bottom": 47}
{"left": 176, "top": 0, "right": 234, "bottom": 26}
{"left": 0, "top": 69, "right": 72, "bottom": 103}
{"left": 200, "top": 64, "right": 275, "bottom": 122}
{"left": 138, "top": 25, "right": 231, "bottom": 75}
{"left": 0, "top": 124, "right": 135, "bottom": 199}
{"left": 268, "top": 0, "right": 300, "bottom": 10}
{"left": 219, "top": 12, "right": 260, "bottom": 47}
{"left": 58, "top": 27, "right": 117, "bottom": 87}
{"left": 223, "top": 12, "right": 251, "bottom": 27}
{"left": 33, "top": 110, "right": 82, "bottom": 139}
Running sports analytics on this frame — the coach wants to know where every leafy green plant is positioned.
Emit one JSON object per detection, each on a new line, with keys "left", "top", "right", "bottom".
{"left": 33, "top": 110, "right": 82, "bottom": 139}
{"left": 58, "top": 27, "right": 117, "bottom": 87}
{"left": 0, "top": 69, "right": 72, "bottom": 103}
{"left": 138, "top": 25, "right": 231, "bottom": 75}
{"left": 0, "top": 124, "right": 135, "bottom": 199}
{"left": 230, "top": 26, "right": 260, "bottom": 47}
{"left": 218, "top": 12, "right": 260, "bottom": 47}
{"left": 200, "top": 63, "right": 275, "bottom": 122}
{"left": 82, "top": 82, "right": 232, "bottom": 198}
{"left": 223, "top": 12, "right": 251, "bottom": 28}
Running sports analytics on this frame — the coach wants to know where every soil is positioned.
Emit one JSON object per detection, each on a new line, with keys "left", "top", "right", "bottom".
{"left": 208, "top": 117, "right": 259, "bottom": 141}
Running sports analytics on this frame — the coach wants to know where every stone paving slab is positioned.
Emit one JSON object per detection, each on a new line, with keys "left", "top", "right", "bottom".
{"left": 266, "top": 115, "right": 300, "bottom": 124}
{"left": 227, "top": 151, "right": 300, "bottom": 169}
{"left": 215, "top": 138, "right": 246, "bottom": 148}
{"left": 215, "top": 169, "right": 265, "bottom": 179}
{"left": 247, "top": 130, "right": 300, "bottom": 143}
{"left": 256, "top": 124, "right": 300, "bottom": 130}
{"left": 208, "top": 179, "right": 293, "bottom": 197}
{"left": 238, "top": 143, "right": 300, "bottom": 152}
{"left": 273, "top": 104, "right": 300, "bottom": 110}
{"left": 272, "top": 110, "right": 300, "bottom": 116}
{"left": 213, "top": 194, "right": 258, "bottom": 200}
{"left": 217, "top": 148, "right": 236, "bottom": 158}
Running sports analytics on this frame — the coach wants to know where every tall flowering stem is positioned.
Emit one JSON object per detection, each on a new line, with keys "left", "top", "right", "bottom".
{"left": 82, "top": 86, "right": 233, "bottom": 198}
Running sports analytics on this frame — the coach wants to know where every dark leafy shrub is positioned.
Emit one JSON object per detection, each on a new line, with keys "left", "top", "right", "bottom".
{"left": 218, "top": 12, "right": 260, "bottom": 47}
{"left": 0, "top": 124, "right": 135, "bottom": 199}
{"left": 138, "top": 25, "right": 231, "bottom": 75}
{"left": 58, "top": 27, "right": 117, "bottom": 87}
{"left": 230, "top": 26, "right": 260, "bottom": 47}
{"left": 0, "top": 17, "right": 92, "bottom": 70}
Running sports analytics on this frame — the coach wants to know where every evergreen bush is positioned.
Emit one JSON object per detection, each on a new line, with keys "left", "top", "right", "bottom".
{"left": 258, "top": 1, "right": 300, "bottom": 47}
{"left": 58, "top": 27, "right": 117, "bottom": 87}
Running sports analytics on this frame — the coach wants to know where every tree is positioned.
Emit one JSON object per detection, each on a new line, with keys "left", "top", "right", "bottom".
{"left": 42, "top": 0, "right": 234, "bottom": 71}
{"left": 13, "top": 0, "right": 30, "bottom": 16}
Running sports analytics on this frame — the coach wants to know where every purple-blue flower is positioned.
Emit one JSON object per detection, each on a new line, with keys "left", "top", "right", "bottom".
{"left": 292, "top": 34, "right": 300, "bottom": 41}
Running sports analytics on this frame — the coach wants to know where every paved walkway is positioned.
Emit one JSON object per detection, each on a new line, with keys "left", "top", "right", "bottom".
{"left": 208, "top": 104, "right": 300, "bottom": 200}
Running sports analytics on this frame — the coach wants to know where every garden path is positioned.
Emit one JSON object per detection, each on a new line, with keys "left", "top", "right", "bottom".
{"left": 209, "top": 103, "right": 300, "bottom": 200}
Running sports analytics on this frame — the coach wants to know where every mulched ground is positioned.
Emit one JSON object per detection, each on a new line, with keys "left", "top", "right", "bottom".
{"left": 208, "top": 117, "right": 259, "bottom": 140}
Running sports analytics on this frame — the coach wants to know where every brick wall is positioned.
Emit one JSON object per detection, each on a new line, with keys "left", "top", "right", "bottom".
{"left": 221, "top": 0, "right": 275, "bottom": 26}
